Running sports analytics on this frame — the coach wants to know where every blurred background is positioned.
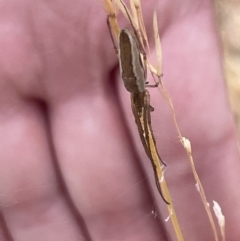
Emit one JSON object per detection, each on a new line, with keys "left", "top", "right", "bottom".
{"left": 215, "top": 0, "right": 240, "bottom": 144}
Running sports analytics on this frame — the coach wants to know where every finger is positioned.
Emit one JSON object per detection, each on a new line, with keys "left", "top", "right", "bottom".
{"left": 0, "top": 1, "right": 102, "bottom": 240}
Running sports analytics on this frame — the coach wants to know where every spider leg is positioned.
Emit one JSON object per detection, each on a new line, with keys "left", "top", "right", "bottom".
{"left": 145, "top": 73, "right": 163, "bottom": 88}
{"left": 107, "top": 15, "right": 118, "bottom": 54}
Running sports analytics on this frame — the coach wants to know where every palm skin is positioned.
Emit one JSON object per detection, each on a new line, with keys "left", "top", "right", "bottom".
{"left": 0, "top": 0, "right": 239, "bottom": 240}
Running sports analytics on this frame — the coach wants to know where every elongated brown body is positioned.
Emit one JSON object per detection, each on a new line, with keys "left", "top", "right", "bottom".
{"left": 118, "top": 29, "right": 146, "bottom": 93}
{"left": 117, "top": 28, "right": 169, "bottom": 204}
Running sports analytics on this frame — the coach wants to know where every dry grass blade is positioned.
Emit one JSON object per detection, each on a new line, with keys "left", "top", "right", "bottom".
{"left": 130, "top": 0, "right": 139, "bottom": 29}
{"left": 157, "top": 77, "right": 221, "bottom": 241}
{"left": 147, "top": 124, "right": 184, "bottom": 241}
{"left": 153, "top": 11, "right": 162, "bottom": 76}
{"left": 213, "top": 201, "right": 226, "bottom": 241}
{"left": 104, "top": 0, "right": 120, "bottom": 39}
{"left": 132, "top": 0, "right": 150, "bottom": 52}
{"left": 151, "top": 22, "right": 221, "bottom": 237}
{"left": 182, "top": 138, "right": 219, "bottom": 241}
{"left": 114, "top": 0, "right": 128, "bottom": 19}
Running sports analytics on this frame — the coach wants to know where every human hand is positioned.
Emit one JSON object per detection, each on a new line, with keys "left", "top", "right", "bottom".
{"left": 0, "top": 0, "right": 239, "bottom": 240}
